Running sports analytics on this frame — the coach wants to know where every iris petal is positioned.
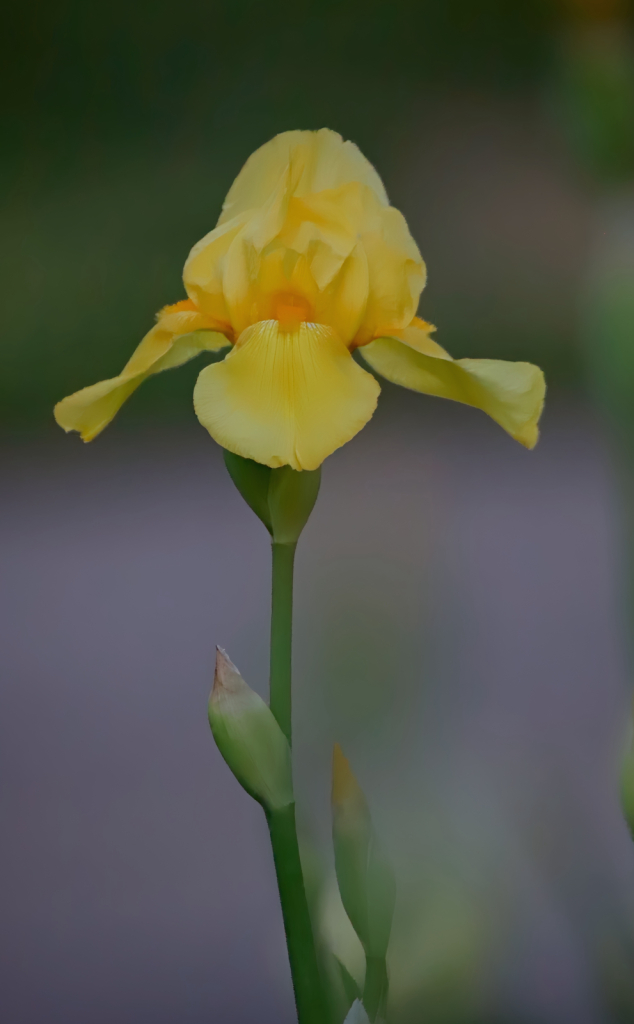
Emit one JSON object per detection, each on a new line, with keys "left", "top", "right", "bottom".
{"left": 218, "top": 129, "right": 389, "bottom": 226}
{"left": 193, "top": 320, "right": 380, "bottom": 470}
{"left": 183, "top": 214, "right": 247, "bottom": 325}
{"left": 355, "top": 207, "right": 426, "bottom": 344}
{"left": 54, "top": 309, "right": 229, "bottom": 441}
{"left": 360, "top": 322, "right": 545, "bottom": 449}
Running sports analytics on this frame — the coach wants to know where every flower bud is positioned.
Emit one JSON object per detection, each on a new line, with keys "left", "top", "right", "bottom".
{"left": 331, "top": 745, "right": 396, "bottom": 961}
{"left": 223, "top": 450, "right": 320, "bottom": 544}
{"left": 209, "top": 647, "right": 294, "bottom": 812}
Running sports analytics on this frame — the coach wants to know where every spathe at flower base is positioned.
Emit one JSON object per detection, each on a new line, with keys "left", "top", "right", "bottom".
{"left": 54, "top": 128, "right": 545, "bottom": 469}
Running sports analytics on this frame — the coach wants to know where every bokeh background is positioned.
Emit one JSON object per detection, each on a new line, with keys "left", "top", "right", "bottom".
{"left": 3, "top": 1, "right": 634, "bottom": 1021}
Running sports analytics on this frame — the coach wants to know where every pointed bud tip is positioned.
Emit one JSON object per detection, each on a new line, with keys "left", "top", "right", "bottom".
{"left": 213, "top": 646, "right": 243, "bottom": 696}
{"left": 332, "top": 743, "right": 361, "bottom": 806}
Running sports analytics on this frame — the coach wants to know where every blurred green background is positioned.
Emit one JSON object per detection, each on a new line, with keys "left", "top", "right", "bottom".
{"left": 4, "top": 0, "right": 626, "bottom": 431}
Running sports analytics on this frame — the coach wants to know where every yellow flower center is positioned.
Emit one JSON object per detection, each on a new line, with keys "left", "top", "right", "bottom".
{"left": 272, "top": 293, "right": 314, "bottom": 334}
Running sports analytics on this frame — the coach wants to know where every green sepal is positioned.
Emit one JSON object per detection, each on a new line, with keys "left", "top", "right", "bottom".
{"left": 268, "top": 465, "right": 321, "bottom": 544}
{"left": 223, "top": 450, "right": 321, "bottom": 544}
{"left": 209, "top": 647, "right": 294, "bottom": 812}
{"left": 223, "top": 450, "right": 273, "bottom": 533}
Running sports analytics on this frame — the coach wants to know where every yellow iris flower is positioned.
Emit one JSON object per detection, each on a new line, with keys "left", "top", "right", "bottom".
{"left": 54, "top": 129, "right": 545, "bottom": 470}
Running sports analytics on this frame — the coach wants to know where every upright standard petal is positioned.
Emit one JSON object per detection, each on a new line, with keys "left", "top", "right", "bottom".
{"left": 360, "top": 320, "right": 545, "bottom": 448}
{"left": 218, "top": 129, "right": 389, "bottom": 226}
{"left": 183, "top": 214, "right": 247, "bottom": 328}
{"left": 193, "top": 320, "right": 380, "bottom": 471}
{"left": 54, "top": 303, "right": 229, "bottom": 441}
{"left": 355, "top": 207, "right": 426, "bottom": 345}
{"left": 185, "top": 132, "right": 423, "bottom": 349}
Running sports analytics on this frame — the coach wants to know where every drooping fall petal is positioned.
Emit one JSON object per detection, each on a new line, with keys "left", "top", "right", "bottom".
{"left": 54, "top": 305, "right": 229, "bottom": 441}
{"left": 360, "top": 320, "right": 545, "bottom": 449}
{"left": 193, "top": 320, "right": 380, "bottom": 471}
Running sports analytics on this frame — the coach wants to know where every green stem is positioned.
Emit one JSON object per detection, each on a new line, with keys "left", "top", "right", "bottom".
{"left": 268, "top": 539, "right": 327, "bottom": 1024}
{"left": 363, "top": 956, "right": 389, "bottom": 1022}
{"left": 270, "top": 541, "right": 296, "bottom": 745}
{"left": 267, "top": 805, "right": 326, "bottom": 1024}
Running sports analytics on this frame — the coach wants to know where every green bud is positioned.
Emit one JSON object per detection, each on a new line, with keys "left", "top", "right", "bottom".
{"left": 332, "top": 745, "right": 395, "bottom": 1022}
{"left": 209, "top": 647, "right": 294, "bottom": 812}
{"left": 223, "top": 450, "right": 320, "bottom": 544}
{"left": 332, "top": 745, "right": 395, "bottom": 960}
